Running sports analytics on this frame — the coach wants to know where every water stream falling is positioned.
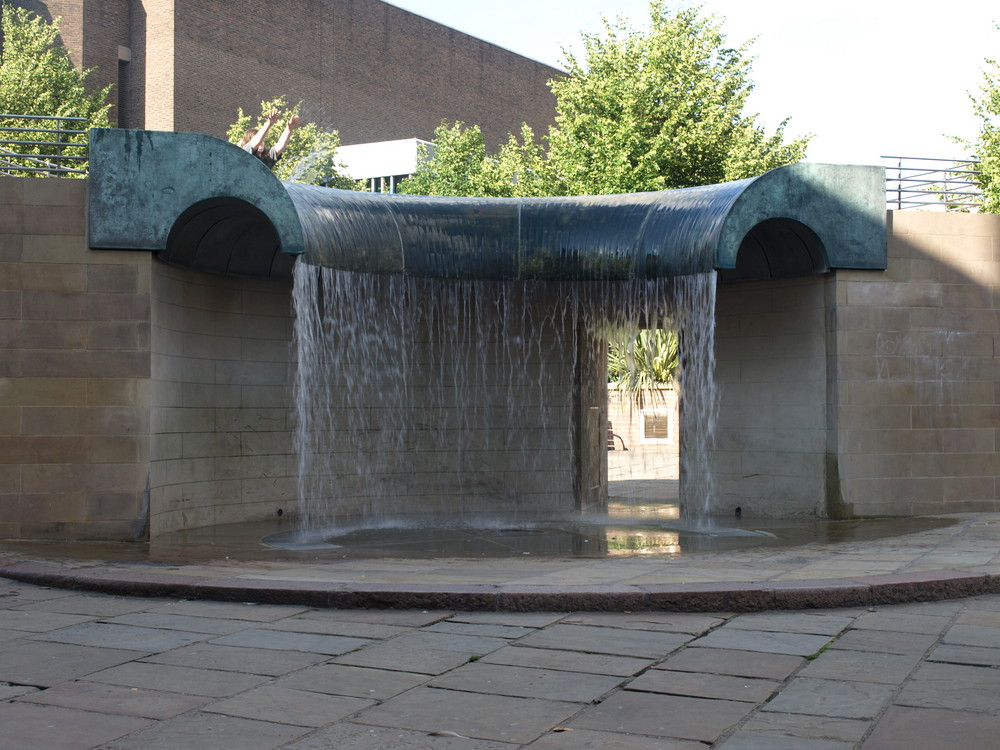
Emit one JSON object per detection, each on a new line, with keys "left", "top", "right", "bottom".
{"left": 292, "top": 259, "right": 719, "bottom": 541}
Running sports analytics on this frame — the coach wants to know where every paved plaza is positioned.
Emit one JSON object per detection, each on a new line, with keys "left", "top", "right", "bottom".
{"left": 2, "top": 576, "right": 1000, "bottom": 749}
{"left": 2, "top": 511, "right": 1000, "bottom": 748}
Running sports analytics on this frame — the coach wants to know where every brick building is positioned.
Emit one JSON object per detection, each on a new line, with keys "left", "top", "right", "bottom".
{"left": 7, "top": 0, "right": 559, "bottom": 147}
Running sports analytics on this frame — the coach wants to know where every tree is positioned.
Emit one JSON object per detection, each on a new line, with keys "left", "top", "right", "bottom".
{"left": 399, "top": 1, "right": 810, "bottom": 198}
{"left": 966, "top": 29, "right": 1000, "bottom": 213}
{"left": 0, "top": 3, "right": 113, "bottom": 176}
{"left": 608, "top": 328, "right": 680, "bottom": 407}
{"left": 226, "top": 96, "right": 358, "bottom": 188}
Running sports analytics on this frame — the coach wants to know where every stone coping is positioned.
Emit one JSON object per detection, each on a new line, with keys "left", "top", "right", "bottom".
{"left": 2, "top": 513, "right": 999, "bottom": 612}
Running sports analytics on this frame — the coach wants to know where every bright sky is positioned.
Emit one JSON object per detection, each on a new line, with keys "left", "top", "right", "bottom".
{"left": 385, "top": 0, "right": 998, "bottom": 166}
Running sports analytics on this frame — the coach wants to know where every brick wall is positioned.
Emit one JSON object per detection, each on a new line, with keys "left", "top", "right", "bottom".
{"left": 11, "top": 0, "right": 558, "bottom": 147}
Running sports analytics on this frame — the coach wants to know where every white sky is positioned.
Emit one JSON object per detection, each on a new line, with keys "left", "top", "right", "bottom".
{"left": 385, "top": 0, "right": 998, "bottom": 166}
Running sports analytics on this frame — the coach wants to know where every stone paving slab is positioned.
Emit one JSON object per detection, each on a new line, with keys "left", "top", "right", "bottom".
{"left": 797, "top": 649, "right": 922, "bottom": 684}
{"left": 4, "top": 578, "right": 1000, "bottom": 748}
{"left": 29, "top": 621, "right": 209, "bottom": 652}
{"left": 735, "top": 711, "right": 870, "bottom": 743}
{"left": 203, "top": 685, "right": 376, "bottom": 727}
{"left": 657, "top": 647, "right": 803, "bottom": 680}
{"left": 570, "top": 690, "right": 755, "bottom": 743}
{"left": 895, "top": 661, "right": 1000, "bottom": 714}
{"left": 862, "top": 705, "right": 1000, "bottom": 750}
{"left": 139, "top": 641, "right": 327, "bottom": 675}
{"left": 280, "top": 722, "right": 515, "bottom": 750}
{"left": 515, "top": 623, "right": 693, "bottom": 657}
{"left": 525, "top": 728, "right": 705, "bottom": 749}
{"left": 0, "top": 701, "right": 152, "bottom": 750}
{"left": 354, "top": 685, "right": 580, "bottom": 744}
{"left": 0, "top": 639, "right": 138, "bottom": 687}
{"left": 479, "top": 644, "right": 654, "bottom": 676}
{"left": 332, "top": 640, "right": 479, "bottom": 674}
{"left": 762, "top": 677, "right": 897, "bottom": 720}
{"left": 278, "top": 663, "right": 428, "bottom": 700}
{"left": 100, "top": 711, "right": 310, "bottom": 750}
{"left": 84, "top": 661, "right": 270, "bottom": 697}
{"left": 428, "top": 662, "right": 626, "bottom": 702}
{"left": 208, "top": 628, "right": 373, "bottom": 655}
{"left": 17, "top": 679, "right": 210, "bottom": 719}
{"left": 626, "top": 669, "right": 780, "bottom": 702}
{"left": 693, "top": 628, "right": 831, "bottom": 656}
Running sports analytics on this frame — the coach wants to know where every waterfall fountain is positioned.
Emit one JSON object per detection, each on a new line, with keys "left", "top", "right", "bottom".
{"left": 84, "top": 129, "right": 889, "bottom": 552}
{"left": 290, "top": 265, "right": 721, "bottom": 542}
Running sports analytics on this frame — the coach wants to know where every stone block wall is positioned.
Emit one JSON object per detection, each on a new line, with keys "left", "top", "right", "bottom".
{"left": 148, "top": 263, "right": 296, "bottom": 538}
{"left": 832, "top": 210, "right": 1000, "bottom": 516}
{"left": 713, "top": 276, "right": 830, "bottom": 517}
{"left": 0, "top": 177, "right": 151, "bottom": 540}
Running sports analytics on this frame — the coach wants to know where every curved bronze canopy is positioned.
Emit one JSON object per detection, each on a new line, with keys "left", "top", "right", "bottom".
{"left": 88, "top": 129, "right": 886, "bottom": 281}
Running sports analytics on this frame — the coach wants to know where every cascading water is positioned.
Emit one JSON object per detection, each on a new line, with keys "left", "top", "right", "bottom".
{"left": 291, "top": 258, "right": 720, "bottom": 541}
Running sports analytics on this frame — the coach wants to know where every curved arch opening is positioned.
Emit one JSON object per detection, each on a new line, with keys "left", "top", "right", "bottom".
{"left": 162, "top": 197, "right": 293, "bottom": 279}
{"left": 720, "top": 218, "right": 829, "bottom": 283}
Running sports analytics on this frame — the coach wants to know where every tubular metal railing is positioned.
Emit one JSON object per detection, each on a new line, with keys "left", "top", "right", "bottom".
{"left": 883, "top": 156, "right": 982, "bottom": 211}
{"left": 0, "top": 113, "right": 89, "bottom": 177}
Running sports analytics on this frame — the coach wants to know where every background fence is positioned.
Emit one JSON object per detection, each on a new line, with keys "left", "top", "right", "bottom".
{"left": 882, "top": 156, "right": 982, "bottom": 211}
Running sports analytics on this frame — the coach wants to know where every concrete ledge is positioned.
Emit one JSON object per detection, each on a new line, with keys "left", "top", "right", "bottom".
{"left": 2, "top": 557, "right": 996, "bottom": 613}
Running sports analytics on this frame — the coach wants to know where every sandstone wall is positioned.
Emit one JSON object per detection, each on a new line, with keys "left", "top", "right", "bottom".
{"left": 0, "top": 178, "right": 151, "bottom": 540}
{"left": 832, "top": 211, "right": 1000, "bottom": 516}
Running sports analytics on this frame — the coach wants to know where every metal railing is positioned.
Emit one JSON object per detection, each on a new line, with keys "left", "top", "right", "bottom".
{"left": 883, "top": 156, "right": 982, "bottom": 211}
{"left": 0, "top": 114, "right": 89, "bottom": 177}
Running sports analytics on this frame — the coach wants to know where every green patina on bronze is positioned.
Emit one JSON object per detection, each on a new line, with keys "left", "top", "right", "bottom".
{"left": 87, "top": 129, "right": 886, "bottom": 281}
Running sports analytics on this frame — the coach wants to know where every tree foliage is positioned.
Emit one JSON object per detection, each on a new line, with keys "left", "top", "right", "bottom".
{"left": 226, "top": 96, "right": 358, "bottom": 188}
{"left": 0, "top": 3, "right": 113, "bottom": 176}
{"left": 399, "top": 1, "right": 810, "bottom": 198}
{"left": 966, "top": 28, "right": 1000, "bottom": 213}
{"left": 608, "top": 328, "right": 680, "bottom": 404}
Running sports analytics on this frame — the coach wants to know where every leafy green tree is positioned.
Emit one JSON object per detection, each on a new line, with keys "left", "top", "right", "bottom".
{"left": 966, "top": 30, "right": 1000, "bottom": 213}
{"left": 0, "top": 3, "right": 113, "bottom": 176}
{"left": 400, "top": 1, "right": 810, "bottom": 198}
{"left": 226, "top": 96, "right": 358, "bottom": 188}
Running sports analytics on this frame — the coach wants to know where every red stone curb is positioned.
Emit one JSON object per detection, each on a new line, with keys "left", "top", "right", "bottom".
{"left": 1, "top": 557, "right": 995, "bottom": 612}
